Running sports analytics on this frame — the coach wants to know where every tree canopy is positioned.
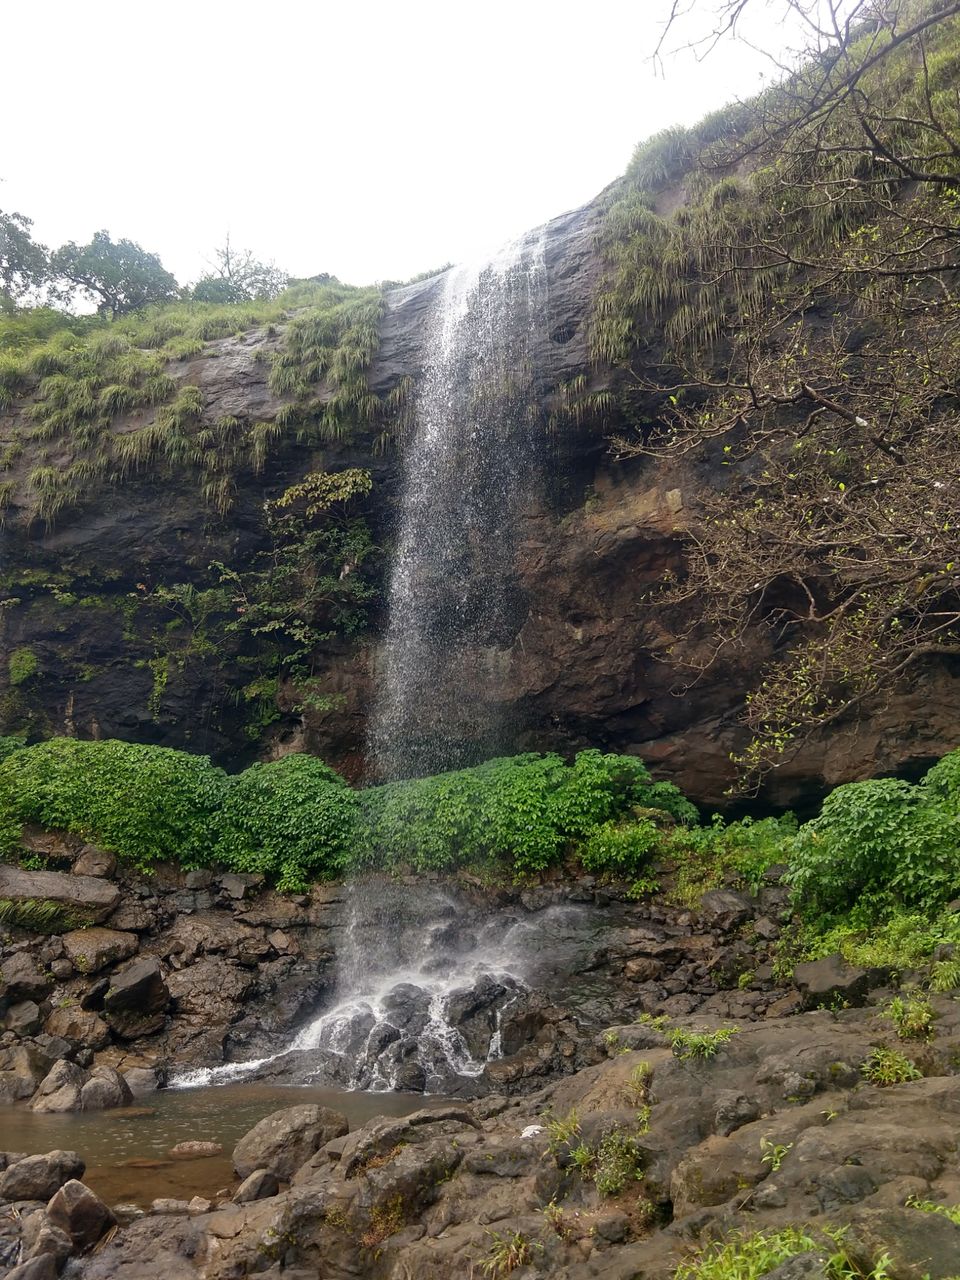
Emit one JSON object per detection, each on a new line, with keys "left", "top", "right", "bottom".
{"left": 50, "top": 230, "right": 180, "bottom": 317}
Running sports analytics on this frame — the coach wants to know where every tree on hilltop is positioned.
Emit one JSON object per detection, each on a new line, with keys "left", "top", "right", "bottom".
{"left": 50, "top": 230, "right": 180, "bottom": 318}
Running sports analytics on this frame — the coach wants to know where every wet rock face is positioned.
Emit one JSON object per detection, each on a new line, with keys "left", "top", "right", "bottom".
{"left": 0, "top": 195, "right": 953, "bottom": 803}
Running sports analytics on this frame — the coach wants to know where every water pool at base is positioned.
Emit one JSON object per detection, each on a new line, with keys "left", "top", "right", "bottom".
{"left": 1, "top": 1082, "right": 441, "bottom": 1207}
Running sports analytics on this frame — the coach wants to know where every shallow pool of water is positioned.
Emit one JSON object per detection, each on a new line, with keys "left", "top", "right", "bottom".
{"left": 2, "top": 1083, "right": 440, "bottom": 1206}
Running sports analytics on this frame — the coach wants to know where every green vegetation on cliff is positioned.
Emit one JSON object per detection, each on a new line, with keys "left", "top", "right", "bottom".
{"left": 0, "top": 279, "right": 385, "bottom": 524}
{"left": 595, "top": 0, "right": 960, "bottom": 788}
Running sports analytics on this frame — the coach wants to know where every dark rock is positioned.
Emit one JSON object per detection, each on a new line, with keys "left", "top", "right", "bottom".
{"left": 594, "top": 1210, "right": 630, "bottom": 1243}
{"left": 6, "top": 1257, "right": 59, "bottom": 1280}
{"left": 79, "top": 1066, "right": 133, "bottom": 1111}
{"left": 61, "top": 927, "right": 138, "bottom": 975}
{"left": 103, "top": 957, "right": 169, "bottom": 1038}
{"left": 233, "top": 1168, "right": 280, "bottom": 1203}
{"left": 1, "top": 953, "right": 53, "bottom": 1004}
{"left": 714, "top": 1091, "right": 761, "bottom": 1137}
{"left": 765, "top": 1255, "right": 832, "bottom": 1280}
{"left": 0, "top": 866, "right": 119, "bottom": 925}
{"left": 0, "top": 1043, "right": 54, "bottom": 1102}
{"left": 0, "top": 1151, "right": 84, "bottom": 1200}
{"left": 78, "top": 978, "right": 110, "bottom": 1012}
{"left": 44, "top": 1007, "right": 111, "bottom": 1050}
{"left": 123, "top": 1067, "right": 159, "bottom": 1096}
{"left": 793, "top": 955, "right": 871, "bottom": 1010}
{"left": 5, "top": 1000, "right": 44, "bottom": 1036}
{"left": 233, "top": 1105, "right": 349, "bottom": 1180}
{"left": 46, "top": 1178, "right": 117, "bottom": 1251}
{"left": 699, "top": 890, "right": 754, "bottom": 930}
{"left": 72, "top": 846, "right": 117, "bottom": 879}
{"left": 815, "top": 1164, "right": 878, "bottom": 1211}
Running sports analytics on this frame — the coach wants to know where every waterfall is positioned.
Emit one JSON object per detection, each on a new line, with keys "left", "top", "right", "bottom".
{"left": 173, "top": 233, "right": 558, "bottom": 1097}
{"left": 369, "top": 229, "right": 548, "bottom": 780}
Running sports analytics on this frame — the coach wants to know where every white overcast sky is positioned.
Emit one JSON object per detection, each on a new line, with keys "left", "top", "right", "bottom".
{"left": 2, "top": 0, "right": 801, "bottom": 289}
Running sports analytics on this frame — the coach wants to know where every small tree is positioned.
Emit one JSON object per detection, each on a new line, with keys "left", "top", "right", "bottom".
{"left": 0, "top": 207, "right": 48, "bottom": 308}
{"left": 50, "top": 230, "right": 179, "bottom": 317}
{"left": 192, "top": 235, "right": 288, "bottom": 303}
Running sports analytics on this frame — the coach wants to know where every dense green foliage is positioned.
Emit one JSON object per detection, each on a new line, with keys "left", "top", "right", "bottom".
{"left": 217, "top": 754, "right": 360, "bottom": 891}
{"left": 358, "top": 750, "right": 694, "bottom": 874}
{"left": 789, "top": 776, "right": 960, "bottom": 917}
{"left": 0, "top": 738, "right": 227, "bottom": 871}
{"left": 2, "top": 735, "right": 959, "bottom": 982}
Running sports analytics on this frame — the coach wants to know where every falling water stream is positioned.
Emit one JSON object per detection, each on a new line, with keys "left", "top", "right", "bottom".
{"left": 172, "top": 234, "right": 555, "bottom": 1096}
{"left": 369, "top": 228, "right": 548, "bottom": 779}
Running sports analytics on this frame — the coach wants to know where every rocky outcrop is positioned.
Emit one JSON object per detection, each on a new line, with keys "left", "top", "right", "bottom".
{"left": 24, "top": 998, "right": 960, "bottom": 1280}
{"left": 2, "top": 195, "right": 949, "bottom": 805}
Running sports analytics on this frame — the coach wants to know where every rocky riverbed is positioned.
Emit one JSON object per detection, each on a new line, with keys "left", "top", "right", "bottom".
{"left": 4, "top": 835, "right": 960, "bottom": 1277}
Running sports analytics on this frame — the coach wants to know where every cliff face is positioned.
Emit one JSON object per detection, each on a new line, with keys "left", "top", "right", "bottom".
{"left": 2, "top": 198, "right": 958, "bottom": 808}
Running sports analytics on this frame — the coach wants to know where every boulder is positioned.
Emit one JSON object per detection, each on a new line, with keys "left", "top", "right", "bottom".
{"left": 103, "top": 957, "right": 169, "bottom": 1038}
{"left": 0, "top": 1043, "right": 54, "bottom": 1103}
{"left": 233, "top": 1168, "right": 280, "bottom": 1203}
{"left": 6, "top": 1257, "right": 59, "bottom": 1280}
{"left": 232, "top": 1105, "right": 349, "bottom": 1180}
{"left": 123, "top": 1066, "right": 159, "bottom": 1096}
{"left": 31, "top": 1061, "right": 88, "bottom": 1113}
{"left": 79, "top": 1066, "right": 132, "bottom": 1111}
{"left": 0, "top": 866, "right": 119, "bottom": 925}
{"left": 0, "top": 1151, "right": 84, "bottom": 1201}
{"left": 4, "top": 1001, "right": 44, "bottom": 1036}
{"left": 72, "top": 846, "right": 117, "bottom": 879}
{"left": 699, "top": 889, "right": 754, "bottom": 930}
{"left": 165, "top": 957, "right": 254, "bottom": 1021}
{"left": 793, "top": 954, "right": 871, "bottom": 1010}
{"left": 61, "top": 927, "right": 138, "bottom": 975}
{"left": 1, "top": 953, "right": 53, "bottom": 1004}
{"left": 47, "top": 1178, "right": 117, "bottom": 1251}
{"left": 44, "top": 1007, "right": 111, "bottom": 1050}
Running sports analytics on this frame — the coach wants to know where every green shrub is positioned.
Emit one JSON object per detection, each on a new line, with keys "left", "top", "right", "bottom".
{"left": 861, "top": 1045, "right": 923, "bottom": 1086}
{"left": 789, "top": 777, "right": 960, "bottom": 919}
{"left": 217, "top": 753, "right": 360, "bottom": 891}
{"left": 593, "top": 1127, "right": 644, "bottom": 1196}
{"left": 579, "top": 819, "right": 658, "bottom": 876}
{"left": 359, "top": 749, "right": 690, "bottom": 876}
{"left": 0, "top": 736, "right": 26, "bottom": 764}
{"left": 8, "top": 648, "right": 38, "bottom": 686}
{"left": 0, "top": 738, "right": 227, "bottom": 871}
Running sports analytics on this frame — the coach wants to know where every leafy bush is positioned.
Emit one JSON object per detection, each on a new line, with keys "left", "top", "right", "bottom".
{"left": 789, "top": 777, "right": 960, "bottom": 919}
{"left": 666, "top": 814, "right": 794, "bottom": 906}
{"left": 861, "top": 1046, "right": 923, "bottom": 1086}
{"left": 217, "top": 753, "right": 360, "bottom": 891}
{"left": 359, "top": 750, "right": 691, "bottom": 876}
{"left": 0, "top": 736, "right": 26, "bottom": 764}
{"left": 0, "top": 738, "right": 227, "bottom": 871}
{"left": 579, "top": 819, "right": 659, "bottom": 877}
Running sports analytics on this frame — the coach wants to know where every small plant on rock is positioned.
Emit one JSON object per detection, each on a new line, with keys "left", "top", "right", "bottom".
{"left": 670, "top": 1027, "right": 739, "bottom": 1062}
{"left": 929, "top": 957, "right": 960, "bottom": 992}
{"left": 882, "top": 993, "right": 934, "bottom": 1041}
{"left": 545, "top": 1108, "right": 581, "bottom": 1160}
{"left": 593, "top": 1127, "right": 644, "bottom": 1197}
{"left": 905, "top": 1195, "right": 960, "bottom": 1224}
{"left": 481, "top": 1230, "right": 542, "bottom": 1276}
{"left": 625, "top": 1060, "right": 652, "bottom": 1107}
{"left": 541, "top": 1199, "right": 573, "bottom": 1239}
{"left": 861, "top": 1046, "right": 923, "bottom": 1087}
{"left": 760, "top": 1138, "right": 793, "bottom": 1173}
